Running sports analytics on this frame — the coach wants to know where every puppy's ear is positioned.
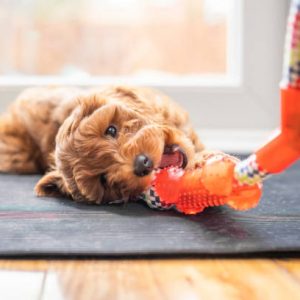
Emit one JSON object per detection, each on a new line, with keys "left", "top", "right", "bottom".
{"left": 57, "top": 94, "right": 107, "bottom": 140}
{"left": 35, "top": 170, "right": 68, "bottom": 197}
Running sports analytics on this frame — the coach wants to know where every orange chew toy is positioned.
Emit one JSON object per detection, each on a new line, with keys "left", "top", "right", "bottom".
{"left": 151, "top": 154, "right": 262, "bottom": 215}
{"left": 255, "top": 87, "right": 300, "bottom": 174}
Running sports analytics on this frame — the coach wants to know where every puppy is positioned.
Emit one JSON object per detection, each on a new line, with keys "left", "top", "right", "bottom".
{"left": 0, "top": 86, "right": 210, "bottom": 204}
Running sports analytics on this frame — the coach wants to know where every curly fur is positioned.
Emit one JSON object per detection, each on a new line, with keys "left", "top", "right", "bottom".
{"left": 0, "top": 85, "right": 214, "bottom": 204}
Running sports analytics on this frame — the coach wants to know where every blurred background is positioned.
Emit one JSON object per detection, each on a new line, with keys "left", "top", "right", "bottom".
{"left": 0, "top": 0, "right": 227, "bottom": 77}
{"left": 0, "top": 0, "right": 289, "bottom": 153}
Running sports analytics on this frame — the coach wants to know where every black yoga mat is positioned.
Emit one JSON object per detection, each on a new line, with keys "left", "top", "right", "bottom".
{"left": 0, "top": 159, "right": 299, "bottom": 257}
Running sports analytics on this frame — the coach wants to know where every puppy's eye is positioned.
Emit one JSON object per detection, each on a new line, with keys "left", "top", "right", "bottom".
{"left": 100, "top": 173, "right": 107, "bottom": 186}
{"left": 105, "top": 125, "right": 117, "bottom": 138}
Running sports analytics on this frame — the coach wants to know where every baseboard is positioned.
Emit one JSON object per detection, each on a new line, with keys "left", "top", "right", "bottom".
{"left": 197, "top": 129, "right": 274, "bottom": 154}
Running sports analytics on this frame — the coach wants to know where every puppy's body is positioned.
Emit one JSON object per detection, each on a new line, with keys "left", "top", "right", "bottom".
{"left": 0, "top": 86, "right": 206, "bottom": 203}
{"left": 0, "top": 87, "right": 81, "bottom": 173}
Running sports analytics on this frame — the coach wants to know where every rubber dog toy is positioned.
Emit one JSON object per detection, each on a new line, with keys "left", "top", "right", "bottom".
{"left": 143, "top": 153, "right": 262, "bottom": 214}
{"left": 142, "top": 0, "right": 300, "bottom": 214}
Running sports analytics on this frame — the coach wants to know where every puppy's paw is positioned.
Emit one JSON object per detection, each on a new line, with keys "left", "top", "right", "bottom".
{"left": 190, "top": 150, "right": 225, "bottom": 169}
{"left": 35, "top": 170, "right": 66, "bottom": 197}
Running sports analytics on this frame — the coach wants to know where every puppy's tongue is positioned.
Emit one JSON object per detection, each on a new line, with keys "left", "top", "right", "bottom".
{"left": 159, "top": 151, "right": 183, "bottom": 169}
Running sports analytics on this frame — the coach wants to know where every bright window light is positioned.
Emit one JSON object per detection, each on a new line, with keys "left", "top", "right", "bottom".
{"left": 0, "top": 0, "right": 237, "bottom": 82}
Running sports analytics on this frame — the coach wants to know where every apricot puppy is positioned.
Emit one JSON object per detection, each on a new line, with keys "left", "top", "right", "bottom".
{"left": 0, "top": 86, "right": 206, "bottom": 204}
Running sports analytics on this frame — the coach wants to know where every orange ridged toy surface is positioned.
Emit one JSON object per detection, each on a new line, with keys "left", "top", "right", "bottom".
{"left": 152, "top": 154, "right": 262, "bottom": 215}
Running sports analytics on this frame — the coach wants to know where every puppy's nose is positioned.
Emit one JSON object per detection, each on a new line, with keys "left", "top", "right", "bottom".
{"left": 134, "top": 154, "right": 154, "bottom": 177}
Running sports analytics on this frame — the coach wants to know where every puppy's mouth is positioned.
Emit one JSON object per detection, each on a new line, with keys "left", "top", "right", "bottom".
{"left": 158, "top": 145, "right": 188, "bottom": 169}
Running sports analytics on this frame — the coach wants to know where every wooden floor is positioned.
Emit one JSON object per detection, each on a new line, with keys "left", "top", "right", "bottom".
{"left": 0, "top": 259, "right": 299, "bottom": 300}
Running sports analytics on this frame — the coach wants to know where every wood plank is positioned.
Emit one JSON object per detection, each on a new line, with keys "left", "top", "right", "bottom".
{"left": 0, "top": 259, "right": 300, "bottom": 300}
{"left": 0, "top": 260, "right": 49, "bottom": 271}
{"left": 0, "top": 269, "right": 45, "bottom": 300}
{"left": 146, "top": 259, "right": 300, "bottom": 300}
{"left": 275, "top": 260, "right": 300, "bottom": 282}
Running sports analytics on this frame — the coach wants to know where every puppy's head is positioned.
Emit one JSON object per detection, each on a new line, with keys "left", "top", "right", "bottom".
{"left": 36, "top": 90, "right": 195, "bottom": 204}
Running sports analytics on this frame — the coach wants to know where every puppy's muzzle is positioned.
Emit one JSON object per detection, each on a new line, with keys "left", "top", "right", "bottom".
{"left": 134, "top": 154, "right": 154, "bottom": 177}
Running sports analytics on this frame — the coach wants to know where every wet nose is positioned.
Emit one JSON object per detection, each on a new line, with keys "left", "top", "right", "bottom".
{"left": 134, "top": 154, "right": 154, "bottom": 177}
